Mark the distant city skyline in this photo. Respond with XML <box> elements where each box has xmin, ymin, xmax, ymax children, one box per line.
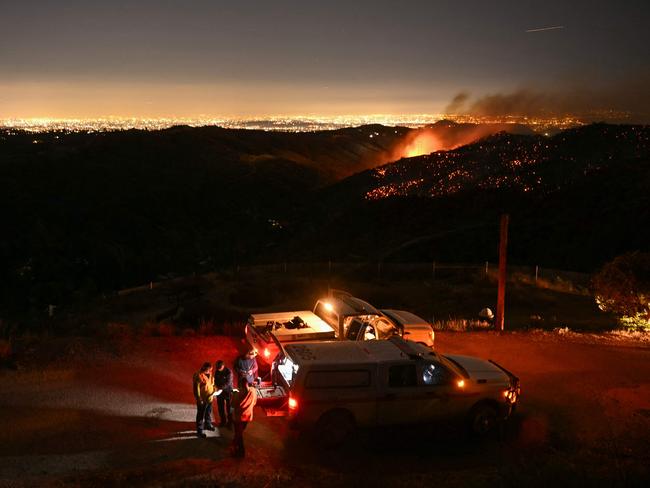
<box><xmin>2</xmin><ymin>1</ymin><xmax>649</xmax><ymax>121</ymax></box>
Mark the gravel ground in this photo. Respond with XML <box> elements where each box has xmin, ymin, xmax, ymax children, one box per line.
<box><xmin>0</xmin><ymin>331</ymin><xmax>649</xmax><ymax>487</ymax></box>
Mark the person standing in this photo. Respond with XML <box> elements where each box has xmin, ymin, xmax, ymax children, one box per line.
<box><xmin>213</xmin><ymin>359</ymin><xmax>233</xmax><ymax>427</ymax></box>
<box><xmin>234</xmin><ymin>349</ymin><xmax>259</xmax><ymax>388</ymax></box>
<box><xmin>231</xmin><ymin>380</ymin><xmax>258</xmax><ymax>458</ymax></box>
<box><xmin>192</xmin><ymin>362</ymin><xmax>216</xmax><ymax>438</ymax></box>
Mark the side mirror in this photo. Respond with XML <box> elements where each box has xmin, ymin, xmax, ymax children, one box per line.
<box><xmin>403</xmin><ymin>331</ymin><xmax>411</xmax><ymax>336</ymax></box>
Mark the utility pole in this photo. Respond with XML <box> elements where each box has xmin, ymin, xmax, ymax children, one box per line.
<box><xmin>495</xmin><ymin>214</ymin><xmax>509</xmax><ymax>331</ymax></box>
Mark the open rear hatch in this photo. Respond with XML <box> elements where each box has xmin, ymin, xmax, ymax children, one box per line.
<box><xmin>256</xmin><ymin>331</ymin><xmax>290</xmax><ymax>415</ymax></box>
<box><xmin>256</xmin><ymin>381</ymin><xmax>288</xmax><ymax>416</ymax></box>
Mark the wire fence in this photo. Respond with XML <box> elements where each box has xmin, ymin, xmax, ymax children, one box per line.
<box><xmin>231</xmin><ymin>261</ymin><xmax>591</xmax><ymax>289</ymax></box>
<box><xmin>116</xmin><ymin>261</ymin><xmax>591</xmax><ymax>297</ymax></box>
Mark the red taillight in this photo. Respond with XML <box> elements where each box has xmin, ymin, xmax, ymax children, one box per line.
<box><xmin>263</xmin><ymin>347</ymin><xmax>271</xmax><ymax>358</ymax></box>
<box><xmin>288</xmin><ymin>396</ymin><xmax>298</xmax><ymax>410</ymax></box>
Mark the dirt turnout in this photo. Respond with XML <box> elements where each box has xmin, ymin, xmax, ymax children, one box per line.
<box><xmin>0</xmin><ymin>331</ymin><xmax>649</xmax><ymax>487</ymax></box>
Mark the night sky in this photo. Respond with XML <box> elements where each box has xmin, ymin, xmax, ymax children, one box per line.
<box><xmin>1</xmin><ymin>0</ymin><xmax>649</xmax><ymax>119</ymax></box>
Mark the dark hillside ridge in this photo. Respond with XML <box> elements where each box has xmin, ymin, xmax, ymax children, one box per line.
<box><xmin>286</xmin><ymin>124</ymin><xmax>650</xmax><ymax>270</ymax></box>
<box><xmin>1</xmin><ymin>123</ymin><xmax>648</xmax><ymax>318</ymax></box>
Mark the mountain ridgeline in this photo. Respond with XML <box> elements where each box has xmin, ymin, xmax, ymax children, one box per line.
<box><xmin>1</xmin><ymin>122</ymin><xmax>648</xmax><ymax>316</ymax></box>
<box><xmin>296</xmin><ymin>124</ymin><xmax>650</xmax><ymax>269</ymax></box>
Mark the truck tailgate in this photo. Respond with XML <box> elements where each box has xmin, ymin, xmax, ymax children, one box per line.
<box><xmin>256</xmin><ymin>383</ymin><xmax>288</xmax><ymax>416</ymax></box>
<box><xmin>256</xmin><ymin>383</ymin><xmax>287</xmax><ymax>402</ymax></box>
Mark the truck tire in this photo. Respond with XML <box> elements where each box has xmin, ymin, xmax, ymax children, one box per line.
<box><xmin>316</xmin><ymin>410</ymin><xmax>355</xmax><ymax>448</ymax></box>
<box><xmin>468</xmin><ymin>402</ymin><xmax>498</xmax><ymax>436</ymax></box>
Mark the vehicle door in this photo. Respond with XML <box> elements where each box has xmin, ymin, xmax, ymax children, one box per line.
<box><xmin>346</xmin><ymin>318</ymin><xmax>365</xmax><ymax>340</ymax></box>
<box><xmin>416</xmin><ymin>360</ymin><xmax>464</xmax><ymax>422</ymax></box>
<box><xmin>376</xmin><ymin>362</ymin><xmax>431</xmax><ymax>425</ymax></box>
<box><xmin>373</xmin><ymin>316</ymin><xmax>400</xmax><ymax>340</ymax></box>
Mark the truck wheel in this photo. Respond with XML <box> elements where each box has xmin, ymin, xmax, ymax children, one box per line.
<box><xmin>468</xmin><ymin>403</ymin><xmax>498</xmax><ymax>436</ymax></box>
<box><xmin>316</xmin><ymin>410</ymin><xmax>355</xmax><ymax>448</ymax></box>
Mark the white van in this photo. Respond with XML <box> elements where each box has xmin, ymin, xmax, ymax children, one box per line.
<box><xmin>260</xmin><ymin>336</ymin><xmax>519</xmax><ymax>445</ymax></box>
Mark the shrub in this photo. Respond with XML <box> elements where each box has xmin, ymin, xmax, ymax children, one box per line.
<box><xmin>592</xmin><ymin>252</ymin><xmax>650</xmax><ymax>330</ymax></box>
<box><xmin>156</xmin><ymin>322</ymin><xmax>175</xmax><ymax>337</ymax></box>
<box><xmin>105</xmin><ymin>322</ymin><xmax>133</xmax><ymax>340</ymax></box>
<box><xmin>197</xmin><ymin>319</ymin><xmax>218</xmax><ymax>336</ymax></box>
<box><xmin>0</xmin><ymin>339</ymin><xmax>12</xmax><ymax>365</ymax></box>
<box><xmin>142</xmin><ymin>321</ymin><xmax>175</xmax><ymax>337</ymax></box>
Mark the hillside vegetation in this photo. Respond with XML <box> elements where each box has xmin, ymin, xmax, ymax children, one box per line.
<box><xmin>1</xmin><ymin>123</ymin><xmax>648</xmax><ymax>322</ymax></box>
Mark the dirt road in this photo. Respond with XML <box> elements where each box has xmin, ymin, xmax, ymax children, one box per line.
<box><xmin>0</xmin><ymin>331</ymin><xmax>648</xmax><ymax>487</ymax></box>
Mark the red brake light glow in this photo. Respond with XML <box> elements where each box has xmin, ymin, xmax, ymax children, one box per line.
<box><xmin>288</xmin><ymin>396</ymin><xmax>298</xmax><ymax>410</ymax></box>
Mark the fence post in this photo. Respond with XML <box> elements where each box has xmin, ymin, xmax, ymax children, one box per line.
<box><xmin>535</xmin><ymin>265</ymin><xmax>539</xmax><ymax>285</ymax></box>
<box><xmin>495</xmin><ymin>214</ymin><xmax>509</xmax><ymax>332</ymax></box>
<box><xmin>485</xmin><ymin>261</ymin><xmax>489</xmax><ymax>276</ymax></box>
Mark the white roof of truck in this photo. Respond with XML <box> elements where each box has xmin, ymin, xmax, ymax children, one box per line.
<box><xmin>284</xmin><ymin>337</ymin><xmax>434</xmax><ymax>365</ymax></box>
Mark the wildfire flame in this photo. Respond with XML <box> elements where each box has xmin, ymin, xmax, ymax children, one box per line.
<box><xmin>402</xmin><ymin>131</ymin><xmax>441</xmax><ymax>158</ymax></box>
<box><xmin>380</xmin><ymin>121</ymin><xmax>529</xmax><ymax>167</ymax></box>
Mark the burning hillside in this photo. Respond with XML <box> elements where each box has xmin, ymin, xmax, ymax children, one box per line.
<box><xmin>387</xmin><ymin>120</ymin><xmax>535</xmax><ymax>161</ymax></box>
<box><xmin>366</xmin><ymin>125</ymin><xmax>650</xmax><ymax>200</ymax></box>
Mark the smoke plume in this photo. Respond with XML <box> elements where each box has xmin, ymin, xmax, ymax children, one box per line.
<box><xmin>445</xmin><ymin>75</ymin><xmax>650</xmax><ymax>122</ymax></box>
<box><xmin>444</xmin><ymin>92</ymin><xmax>470</xmax><ymax>114</ymax></box>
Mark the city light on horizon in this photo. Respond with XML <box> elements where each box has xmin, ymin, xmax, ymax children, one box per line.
<box><xmin>2</xmin><ymin>2</ymin><xmax>649</xmax><ymax>125</ymax></box>
<box><xmin>0</xmin><ymin>113</ymin><xmax>596</xmax><ymax>134</ymax></box>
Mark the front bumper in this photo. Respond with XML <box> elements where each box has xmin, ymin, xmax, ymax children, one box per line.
<box><xmin>488</xmin><ymin>359</ymin><xmax>521</xmax><ymax>417</ymax></box>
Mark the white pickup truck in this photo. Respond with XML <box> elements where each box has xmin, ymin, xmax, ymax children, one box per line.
<box><xmin>261</xmin><ymin>336</ymin><xmax>520</xmax><ymax>445</ymax></box>
<box><xmin>245</xmin><ymin>292</ymin><xmax>435</xmax><ymax>363</ymax></box>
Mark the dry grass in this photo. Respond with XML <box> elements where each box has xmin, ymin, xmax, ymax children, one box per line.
<box><xmin>104</xmin><ymin>322</ymin><xmax>133</xmax><ymax>339</ymax></box>
<box><xmin>432</xmin><ymin>318</ymin><xmax>490</xmax><ymax>332</ymax></box>
<box><xmin>0</xmin><ymin>338</ymin><xmax>12</xmax><ymax>365</ymax></box>
<box><xmin>141</xmin><ymin>321</ymin><xmax>176</xmax><ymax>337</ymax></box>
<box><xmin>197</xmin><ymin>319</ymin><xmax>218</xmax><ymax>336</ymax></box>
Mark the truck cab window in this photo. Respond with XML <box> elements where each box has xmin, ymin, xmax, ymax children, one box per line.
<box><xmin>421</xmin><ymin>362</ymin><xmax>451</xmax><ymax>386</ymax></box>
<box><xmin>363</xmin><ymin>325</ymin><xmax>376</xmax><ymax>341</ymax></box>
<box><xmin>374</xmin><ymin>318</ymin><xmax>398</xmax><ymax>340</ymax></box>
<box><xmin>347</xmin><ymin>319</ymin><xmax>364</xmax><ymax>340</ymax></box>
<box><xmin>388</xmin><ymin>364</ymin><xmax>417</xmax><ymax>387</ymax></box>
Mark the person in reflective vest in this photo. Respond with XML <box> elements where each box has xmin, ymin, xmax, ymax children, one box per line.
<box><xmin>192</xmin><ymin>362</ymin><xmax>215</xmax><ymax>437</ymax></box>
